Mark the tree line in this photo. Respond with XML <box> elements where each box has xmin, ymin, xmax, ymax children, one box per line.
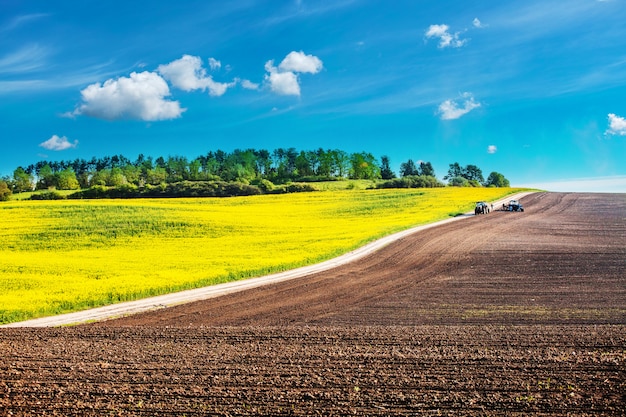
<box><xmin>1</xmin><ymin>147</ymin><xmax>510</xmax><ymax>200</ymax></box>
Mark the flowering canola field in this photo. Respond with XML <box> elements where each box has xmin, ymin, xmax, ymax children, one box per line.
<box><xmin>0</xmin><ymin>187</ymin><xmax>518</xmax><ymax>324</ymax></box>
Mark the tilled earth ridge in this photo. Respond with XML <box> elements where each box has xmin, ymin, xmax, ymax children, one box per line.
<box><xmin>1</xmin><ymin>192</ymin><xmax>625</xmax><ymax>416</ymax></box>
<box><xmin>1</xmin><ymin>326</ymin><xmax>624</xmax><ymax>416</ymax></box>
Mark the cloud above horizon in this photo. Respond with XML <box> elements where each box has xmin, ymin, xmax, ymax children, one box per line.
<box><xmin>606</xmin><ymin>113</ymin><xmax>626</xmax><ymax>136</ymax></box>
<box><xmin>278</xmin><ymin>51</ymin><xmax>323</xmax><ymax>74</ymax></box>
<box><xmin>67</xmin><ymin>51</ymin><xmax>321</xmax><ymax>121</ymax></box>
<box><xmin>157</xmin><ymin>55</ymin><xmax>234</xmax><ymax>97</ymax></box>
<box><xmin>472</xmin><ymin>18</ymin><xmax>486</xmax><ymax>28</ymax></box>
<box><xmin>438</xmin><ymin>92</ymin><xmax>481</xmax><ymax>120</ymax></box>
<box><xmin>208</xmin><ymin>57</ymin><xmax>221</xmax><ymax>70</ymax></box>
<box><xmin>240</xmin><ymin>79</ymin><xmax>260</xmax><ymax>90</ymax></box>
<box><xmin>72</xmin><ymin>71</ymin><xmax>185</xmax><ymax>121</ymax></box>
<box><xmin>39</xmin><ymin>135</ymin><xmax>78</xmax><ymax>151</ymax></box>
<box><xmin>487</xmin><ymin>145</ymin><xmax>497</xmax><ymax>154</ymax></box>
<box><xmin>425</xmin><ymin>24</ymin><xmax>467</xmax><ymax>48</ymax></box>
<box><xmin>265</xmin><ymin>51</ymin><xmax>323</xmax><ymax>96</ymax></box>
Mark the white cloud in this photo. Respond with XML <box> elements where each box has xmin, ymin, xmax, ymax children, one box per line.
<box><xmin>472</xmin><ymin>18</ymin><xmax>486</xmax><ymax>28</ymax></box>
<box><xmin>438</xmin><ymin>92</ymin><xmax>481</xmax><ymax>120</ymax></box>
<box><xmin>240</xmin><ymin>79</ymin><xmax>260</xmax><ymax>90</ymax></box>
<box><xmin>487</xmin><ymin>145</ymin><xmax>497</xmax><ymax>154</ymax></box>
<box><xmin>157</xmin><ymin>54</ymin><xmax>233</xmax><ymax>96</ymax></box>
<box><xmin>208</xmin><ymin>57</ymin><xmax>221</xmax><ymax>70</ymax></box>
<box><xmin>264</xmin><ymin>51</ymin><xmax>323</xmax><ymax>96</ymax></box>
<box><xmin>73</xmin><ymin>71</ymin><xmax>185</xmax><ymax>121</ymax></box>
<box><xmin>278</xmin><ymin>51</ymin><xmax>323</xmax><ymax>74</ymax></box>
<box><xmin>39</xmin><ymin>135</ymin><xmax>78</xmax><ymax>151</ymax></box>
<box><xmin>264</xmin><ymin>61</ymin><xmax>300</xmax><ymax>96</ymax></box>
<box><xmin>425</xmin><ymin>24</ymin><xmax>467</xmax><ymax>48</ymax></box>
<box><xmin>606</xmin><ymin>113</ymin><xmax>626</xmax><ymax>136</ymax></box>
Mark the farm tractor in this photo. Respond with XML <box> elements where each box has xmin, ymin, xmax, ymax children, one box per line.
<box><xmin>475</xmin><ymin>201</ymin><xmax>490</xmax><ymax>215</ymax></box>
<box><xmin>502</xmin><ymin>199</ymin><xmax>524</xmax><ymax>212</ymax></box>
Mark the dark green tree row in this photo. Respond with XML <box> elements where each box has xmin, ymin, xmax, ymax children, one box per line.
<box><xmin>444</xmin><ymin>163</ymin><xmax>510</xmax><ymax>188</ymax></box>
<box><xmin>1</xmin><ymin>148</ymin><xmax>510</xmax><ymax>199</ymax></box>
<box><xmin>9</xmin><ymin>148</ymin><xmax>384</xmax><ymax>192</ymax></box>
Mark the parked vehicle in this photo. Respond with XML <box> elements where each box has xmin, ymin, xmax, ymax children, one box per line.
<box><xmin>502</xmin><ymin>199</ymin><xmax>524</xmax><ymax>212</ymax></box>
<box><xmin>475</xmin><ymin>201</ymin><xmax>490</xmax><ymax>215</ymax></box>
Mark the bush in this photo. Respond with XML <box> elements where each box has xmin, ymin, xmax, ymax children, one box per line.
<box><xmin>30</xmin><ymin>191</ymin><xmax>65</xmax><ymax>200</ymax></box>
<box><xmin>252</xmin><ymin>179</ymin><xmax>275</xmax><ymax>193</ymax></box>
<box><xmin>448</xmin><ymin>176</ymin><xmax>469</xmax><ymax>187</ymax></box>
<box><xmin>68</xmin><ymin>185</ymin><xmax>110</xmax><ymax>199</ymax></box>
<box><xmin>69</xmin><ymin>181</ymin><xmax>268</xmax><ymax>199</ymax></box>
<box><xmin>377</xmin><ymin>175</ymin><xmax>445</xmax><ymax>189</ymax></box>
<box><xmin>297</xmin><ymin>176</ymin><xmax>339</xmax><ymax>183</ymax></box>
<box><xmin>108</xmin><ymin>183</ymin><xmax>140</xmax><ymax>198</ymax></box>
<box><xmin>141</xmin><ymin>181</ymin><xmax>262</xmax><ymax>198</ymax></box>
<box><xmin>277</xmin><ymin>183</ymin><xmax>319</xmax><ymax>193</ymax></box>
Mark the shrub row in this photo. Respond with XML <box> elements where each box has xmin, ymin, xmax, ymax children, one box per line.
<box><xmin>376</xmin><ymin>175</ymin><xmax>445</xmax><ymax>189</ymax></box>
<box><xmin>61</xmin><ymin>180</ymin><xmax>318</xmax><ymax>200</ymax></box>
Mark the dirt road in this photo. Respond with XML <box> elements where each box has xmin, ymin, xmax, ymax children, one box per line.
<box><xmin>1</xmin><ymin>192</ymin><xmax>624</xmax><ymax>416</ymax></box>
<box><xmin>102</xmin><ymin>192</ymin><xmax>626</xmax><ymax>327</ymax></box>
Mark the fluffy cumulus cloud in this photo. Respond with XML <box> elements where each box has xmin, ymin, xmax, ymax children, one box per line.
<box><xmin>438</xmin><ymin>92</ymin><xmax>481</xmax><ymax>120</ymax></box>
<box><xmin>39</xmin><ymin>135</ymin><xmax>78</xmax><ymax>151</ymax></box>
<box><xmin>425</xmin><ymin>24</ymin><xmax>467</xmax><ymax>48</ymax></box>
<box><xmin>264</xmin><ymin>61</ymin><xmax>301</xmax><ymax>96</ymax></box>
<box><xmin>264</xmin><ymin>51</ymin><xmax>323</xmax><ymax>96</ymax></box>
<box><xmin>278</xmin><ymin>51</ymin><xmax>323</xmax><ymax>74</ymax></box>
<box><xmin>606</xmin><ymin>113</ymin><xmax>626</xmax><ymax>136</ymax></box>
<box><xmin>487</xmin><ymin>145</ymin><xmax>497</xmax><ymax>154</ymax></box>
<box><xmin>157</xmin><ymin>55</ymin><xmax>233</xmax><ymax>97</ymax></box>
<box><xmin>72</xmin><ymin>71</ymin><xmax>184</xmax><ymax>121</ymax></box>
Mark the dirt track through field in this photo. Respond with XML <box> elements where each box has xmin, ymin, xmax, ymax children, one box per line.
<box><xmin>102</xmin><ymin>192</ymin><xmax>626</xmax><ymax>327</ymax></box>
<box><xmin>1</xmin><ymin>192</ymin><xmax>625</xmax><ymax>416</ymax></box>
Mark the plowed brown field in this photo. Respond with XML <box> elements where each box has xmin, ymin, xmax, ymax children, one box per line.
<box><xmin>1</xmin><ymin>192</ymin><xmax>625</xmax><ymax>416</ymax></box>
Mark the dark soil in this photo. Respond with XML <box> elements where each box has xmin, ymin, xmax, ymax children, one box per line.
<box><xmin>1</xmin><ymin>192</ymin><xmax>625</xmax><ymax>416</ymax></box>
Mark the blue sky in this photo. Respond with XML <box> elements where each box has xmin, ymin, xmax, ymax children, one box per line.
<box><xmin>1</xmin><ymin>0</ymin><xmax>625</xmax><ymax>191</ymax></box>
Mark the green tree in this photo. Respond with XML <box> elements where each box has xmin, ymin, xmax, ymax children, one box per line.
<box><xmin>349</xmin><ymin>152</ymin><xmax>380</xmax><ymax>180</ymax></box>
<box><xmin>399</xmin><ymin>159</ymin><xmax>419</xmax><ymax>177</ymax></box>
<box><xmin>13</xmin><ymin>167</ymin><xmax>33</xmax><ymax>192</ymax></box>
<box><xmin>166</xmin><ymin>156</ymin><xmax>189</xmax><ymax>182</ymax></box>
<box><xmin>463</xmin><ymin>164</ymin><xmax>484</xmax><ymax>183</ymax></box>
<box><xmin>90</xmin><ymin>169</ymin><xmax>110</xmax><ymax>186</ymax></box>
<box><xmin>0</xmin><ymin>180</ymin><xmax>12</xmax><ymax>201</ymax></box>
<box><xmin>254</xmin><ymin>149</ymin><xmax>272</xmax><ymax>177</ymax></box>
<box><xmin>146</xmin><ymin>167</ymin><xmax>167</xmax><ymax>185</ymax></box>
<box><xmin>379</xmin><ymin>155</ymin><xmax>395</xmax><ymax>180</ymax></box>
<box><xmin>444</xmin><ymin>162</ymin><xmax>463</xmax><ymax>181</ymax></box>
<box><xmin>108</xmin><ymin>167</ymin><xmax>127</xmax><ymax>186</ymax></box>
<box><xmin>418</xmin><ymin>161</ymin><xmax>435</xmax><ymax>177</ymax></box>
<box><xmin>122</xmin><ymin>164</ymin><xmax>141</xmax><ymax>185</ymax></box>
<box><xmin>77</xmin><ymin>170</ymin><xmax>91</xmax><ymax>189</ymax></box>
<box><xmin>36</xmin><ymin>164</ymin><xmax>56</xmax><ymax>189</ymax></box>
<box><xmin>56</xmin><ymin>168</ymin><xmax>80</xmax><ymax>190</ymax></box>
<box><xmin>223</xmin><ymin>150</ymin><xmax>256</xmax><ymax>182</ymax></box>
<box><xmin>331</xmin><ymin>149</ymin><xmax>350</xmax><ymax>178</ymax></box>
<box><xmin>317</xmin><ymin>148</ymin><xmax>334</xmax><ymax>177</ymax></box>
<box><xmin>485</xmin><ymin>171</ymin><xmax>510</xmax><ymax>187</ymax></box>
<box><xmin>188</xmin><ymin>159</ymin><xmax>203</xmax><ymax>180</ymax></box>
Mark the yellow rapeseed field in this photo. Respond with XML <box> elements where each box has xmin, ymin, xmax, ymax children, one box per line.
<box><xmin>0</xmin><ymin>187</ymin><xmax>519</xmax><ymax>323</ymax></box>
